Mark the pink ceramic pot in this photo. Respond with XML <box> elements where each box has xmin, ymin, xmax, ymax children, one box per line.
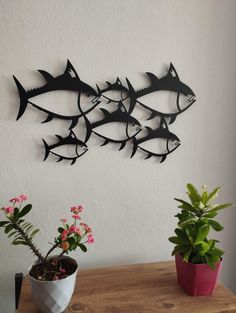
<box><xmin>175</xmin><ymin>254</ymin><xmax>222</xmax><ymax>296</ymax></box>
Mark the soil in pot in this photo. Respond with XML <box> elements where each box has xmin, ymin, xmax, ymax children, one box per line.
<box><xmin>29</xmin><ymin>256</ymin><xmax>77</xmax><ymax>281</ymax></box>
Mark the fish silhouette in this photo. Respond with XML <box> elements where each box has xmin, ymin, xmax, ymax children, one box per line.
<box><xmin>97</xmin><ymin>78</ymin><xmax>129</xmax><ymax>103</ymax></box>
<box><xmin>128</xmin><ymin>63</ymin><xmax>196</xmax><ymax>123</ymax></box>
<box><xmin>13</xmin><ymin>60</ymin><xmax>100</xmax><ymax>128</ymax></box>
<box><xmin>82</xmin><ymin>103</ymin><xmax>142</xmax><ymax>150</ymax></box>
<box><xmin>131</xmin><ymin>122</ymin><xmax>180</xmax><ymax>162</ymax></box>
<box><xmin>42</xmin><ymin>130</ymin><xmax>88</xmax><ymax>165</ymax></box>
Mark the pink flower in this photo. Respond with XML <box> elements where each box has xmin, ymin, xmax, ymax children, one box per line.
<box><xmin>9</xmin><ymin>197</ymin><xmax>20</xmax><ymax>203</ymax></box>
<box><xmin>61</xmin><ymin>230</ymin><xmax>69</xmax><ymax>241</ymax></box>
<box><xmin>60</xmin><ymin>219</ymin><xmax>67</xmax><ymax>224</ymax></box>
<box><xmin>80</xmin><ymin>223</ymin><xmax>92</xmax><ymax>233</ymax></box>
<box><xmin>72</xmin><ymin>214</ymin><xmax>81</xmax><ymax>220</ymax></box>
<box><xmin>69</xmin><ymin>225</ymin><xmax>76</xmax><ymax>233</ymax></box>
<box><xmin>4</xmin><ymin>206</ymin><xmax>15</xmax><ymax>214</ymax></box>
<box><xmin>74</xmin><ymin>227</ymin><xmax>82</xmax><ymax>236</ymax></box>
<box><xmin>70</xmin><ymin>205</ymin><xmax>84</xmax><ymax>214</ymax></box>
<box><xmin>87</xmin><ymin>234</ymin><xmax>94</xmax><ymax>244</ymax></box>
<box><xmin>19</xmin><ymin>195</ymin><xmax>27</xmax><ymax>201</ymax></box>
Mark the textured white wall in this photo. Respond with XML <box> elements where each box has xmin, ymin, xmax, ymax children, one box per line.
<box><xmin>1</xmin><ymin>0</ymin><xmax>236</xmax><ymax>312</ymax></box>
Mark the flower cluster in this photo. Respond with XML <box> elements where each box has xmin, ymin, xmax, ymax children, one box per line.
<box><xmin>2</xmin><ymin>194</ymin><xmax>28</xmax><ymax>216</ymax></box>
<box><xmin>56</xmin><ymin>205</ymin><xmax>94</xmax><ymax>253</ymax></box>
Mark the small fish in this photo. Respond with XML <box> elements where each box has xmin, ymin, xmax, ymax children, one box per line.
<box><xmin>97</xmin><ymin>78</ymin><xmax>129</xmax><ymax>104</ymax></box>
<box><xmin>131</xmin><ymin>123</ymin><xmax>180</xmax><ymax>162</ymax></box>
<box><xmin>129</xmin><ymin>63</ymin><xmax>196</xmax><ymax>123</ymax></box>
<box><xmin>42</xmin><ymin>130</ymin><xmax>88</xmax><ymax>165</ymax></box>
<box><xmin>83</xmin><ymin>103</ymin><xmax>142</xmax><ymax>150</ymax></box>
<box><xmin>13</xmin><ymin>60</ymin><xmax>100</xmax><ymax>128</ymax></box>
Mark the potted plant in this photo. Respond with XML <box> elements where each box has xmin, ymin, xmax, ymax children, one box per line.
<box><xmin>168</xmin><ymin>183</ymin><xmax>233</xmax><ymax>296</ymax></box>
<box><xmin>0</xmin><ymin>195</ymin><xmax>94</xmax><ymax>313</ymax></box>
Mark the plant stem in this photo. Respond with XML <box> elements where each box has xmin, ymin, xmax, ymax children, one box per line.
<box><xmin>14</xmin><ymin>223</ymin><xmax>45</xmax><ymax>263</ymax></box>
<box><xmin>44</xmin><ymin>243</ymin><xmax>59</xmax><ymax>262</ymax></box>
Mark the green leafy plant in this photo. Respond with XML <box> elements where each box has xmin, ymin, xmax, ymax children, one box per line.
<box><xmin>0</xmin><ymin>195</ymin><xmax>94</xmax><ymax>280</ymax></box>
<box><xmin>168</xmin><ymin>184</ymin><xmax>233</xmax><ymax>269</ymax></box>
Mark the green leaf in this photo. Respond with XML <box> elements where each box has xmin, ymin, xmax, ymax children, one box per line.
<box><xmin>12</xmin><ymin>240</ymin><xmax>27</xmax><ymax>245</ymax></box>
<box><xmin>174</xmin><ymin>199</ymin><xmax>195</xmax><ymax>212</ymax></box>
<box><xmin>171</xmin><ymin>245</ymin><xmax>187</xmax><ymax>256</ymax></box>
<box><xmin>18</xmin><ymin>204</ymin><xmax>32</xmax><ymax>218</ymax></box>
<box><xmin>79</xmin><ymin>243</ymin><xmax>87</xmax><ymax>252</ymax></box>
<box><xmin>168</xmin><ymin>236</ymin><xmax>186</xmax><ymax>245</ymax></box>
<box><xmin>13</xmin><ymin>207</ymin><xmax>19</xmax><ymax>221</ymax></box>
<box><xmin>194</xmin><ymin>225</ymin><xmax>210</xmax><ymax>244</ymax></box>
<box><xmin>208</xmin><ymin>247</ymin><xmax>224</xmax><ymax>256</ymax></box>
<box><xmin>58</xmin><ymin>227</ymin><xmax>64</xmax><ymax>234</ymax></box>
<box><xmin>0</xmin><ymin>221</ymin><xmax>9</xmax><ymax>227</ymax></box>
<box><xmin>4</xmin><ymin>224</ymin><xmax>14</xmax><ymax>234</ymax></box>
<box><xmin>174</xmin><ymin>228</ymin><xmax>189</xmax><ymax>242</ymax></box>
<box><xmin>8</xmin><ymin>230</ymin><xmax>19</xmax><ymax>238</ymax></box>
<box><xmin>30</xmin><ymin>229</ymin><xmax>39</xmax><ymax>238</ymax></box>
<box><xmin>209</xmin><ymin>203</ymin><xmax>233</xmax><ymax>212</ymax></box>
<box><xmin>196</xmin><ymin>241</ymin><xmax>210</xmax><ymax>255</ymax></box>
<box><xmin>206</xmin><ymin>187</ymin><xmax>221</xmax><ymax>204</ymax></box>
<box><xmin>202</xmin><ymin>211</ymin><xmax>218</xmax><ymax>218</ymax></box>
<box><xmin>205</xmin><ymin>255</ymin><xmax>216</xmax><ymax>270</ymax></box>
<box><xmin>183</xmin><ymin>247</ymin><xmax>192</xmax><ymax>262</ymax></box>
<box><xmin>178</xmin><ymin>217</ymin><xmax>196</xmax><ymax>228</ymax></box>
<box><xmin>208</xmin><ymin>220</ymin><xmax>224</xmax><ymax>231</ymax></box>
<box><xmin>187</xmin><ymin>183</ymin><xmax>201</xmax><ymax>203</ymax></box>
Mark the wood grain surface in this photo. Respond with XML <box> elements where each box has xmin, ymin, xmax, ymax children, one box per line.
<box><xmin>17</xmin><ymin>261</ymin><xmax>236</xmax><ymax>313</ymax></box>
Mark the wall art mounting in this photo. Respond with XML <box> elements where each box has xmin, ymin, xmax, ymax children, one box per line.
<box><xmin>13</xmin><ymin>60</ymin><xmax>195</xmax><ymax>165</ymax></box>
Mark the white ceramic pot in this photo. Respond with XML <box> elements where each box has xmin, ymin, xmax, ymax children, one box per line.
<box><xmin>28</xmin><ymin>256</ymin><xmax>78</xmax><ymax>313</ymax></box>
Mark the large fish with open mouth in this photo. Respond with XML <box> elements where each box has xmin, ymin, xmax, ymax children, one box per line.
<box><xmin>131</xmin><ymin>121</ymin><xmax>180</xmax><ymax>162</ymax></box>
<box><xmin>13</xmin><ymin>60</ymin><xmax>100</xmax><ymax>129</ymax></box>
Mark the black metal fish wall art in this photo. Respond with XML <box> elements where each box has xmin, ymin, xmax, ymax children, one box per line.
<box><xmin>13</xmin><ymin>60</ymin><xmax>195</xmax><ymax>165</ymax></box>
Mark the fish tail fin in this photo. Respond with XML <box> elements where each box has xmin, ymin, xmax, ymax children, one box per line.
<box><xmin>42</xmin><ymin>139</ymin><xmax>50</xmax><ymax>161</ymax></box>
<box><xmin>13</xmin><ymin>76</ymin><xmax>28</xmax><ymax>120</ymax></box>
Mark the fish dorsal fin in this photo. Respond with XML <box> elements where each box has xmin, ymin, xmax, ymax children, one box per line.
<box><xmin>64</xmin><ymin>60</ymin><xmax>80</xmax><ymax>79</ymax></box>
<box><xmin>116</xmin><ymin>77</ymin><xmax>122</xmax><ymax>85</ymax></box>
<box><xmin>145</xmin><ymin>72</ymin><xmax>159</xmax><ymax>84</ymax></box>
<box><xmin>100</xmin><ymin>108</ymin><xmax>110</xmax><ymax>117</ymax></box>
<box><xmin>37</xmin><ymin>70</ymin><xmax>54</xmax><ymax>81</ymax></box>
<box><xmin>167</xmin><ymin>63</ymin><xmax>179</xmax><ymax>80</ymax></box>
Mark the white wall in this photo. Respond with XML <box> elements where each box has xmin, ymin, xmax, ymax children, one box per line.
<box><xmin>1</xmin><ymin>1</ymin><xmax>236</xmax><ymax>312</ymax></box>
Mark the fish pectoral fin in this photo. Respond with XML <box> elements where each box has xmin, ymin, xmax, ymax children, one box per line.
<box><xmin>37</xmin><ymin>70</ymin><xmax>54</xmax><ymax>81</ymax></box>
<box><xmin>71</xmin><ymin>158</ymin><xmax>77</xmax><ymax>165</ymax></box>
<box><xmin>146</xmin><ymin>111</ymin><xmax>157</xmax><ymax>121</ymax></box>
<box><xmin>56</xmin><ymin>156</ymin><xmax>63</xmax><ymax>163</ymax></box>
<box><xmin>42</xmin><ymin>114</ymin><xmax>54</xmax><ymax>123</ymax></box>
<box><xmin>160</xmin><ymin>155</ymin><xmax>167</xmax><ymax>163</ymax></box>
<box><xmin>119</xmin><ymin>141</ymin><xmax>126</xmax><ymax>151</ymax></box>
<box><xmin>145</xmin><ymin>153</ymin><xmax>152</xmax><ymax>160</ymax></box>
<box><xmin>169</xmin><ymin>115</ymin><xmax>177</xmax><ymax>124</ymax></box>
<box><xmin>101</xmin><ymin>139</ymin><xmax>109</xmax><ymax>146</ymax></box>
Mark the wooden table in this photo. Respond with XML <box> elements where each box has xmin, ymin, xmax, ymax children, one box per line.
<box><xmin>17</xmin><ymin>261</ymin><xmax>236</xmax><ymax>313</ymax></box>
